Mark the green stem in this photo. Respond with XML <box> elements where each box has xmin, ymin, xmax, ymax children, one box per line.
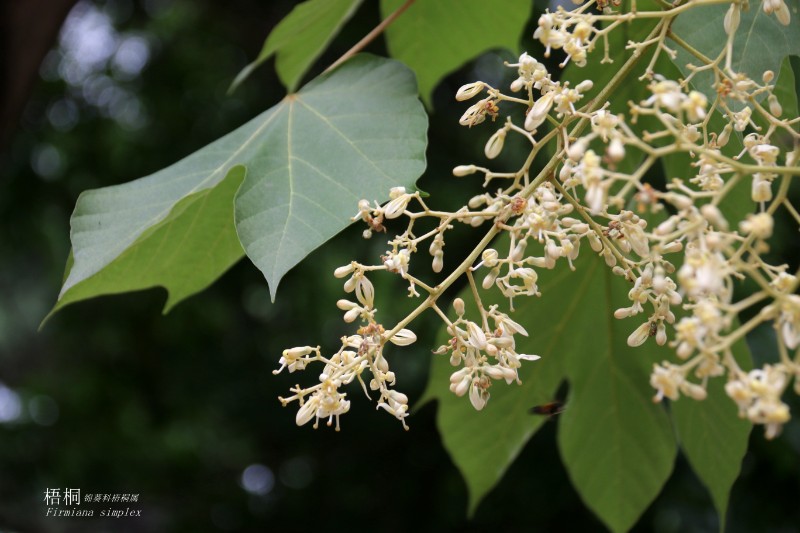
<box><xmin>325</xmin><ymin>0</ymin><xmax>415</xmax><ymax>73</ymax></box>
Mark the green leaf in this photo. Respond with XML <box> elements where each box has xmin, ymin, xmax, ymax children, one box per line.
<box><xmin>670</xmin><ymin>0</ymin><xmax>800</xmax><ymax>103</ymax></box>
<box><xmin>670</xmin><ymin>339</ymin><xmax>752</xmax><ymax>530</ymax></box>
<box><xmin>380</xmin><ymin>0</ymin><xmax>532</xmax><ymax>106</ymax></box>
<box><xmin>56</xmin><ymin>55</ymin><xmax>427</xmax><ymax>314</ymax></box>
<box><xmin>557</xmin><ymin>257</ymin><xmax>677</xmax><ymax>533</ymax></box>
<box><xmin>46</xmin><ymin>168</ymin><xmax>245</xmax><ymax>322</ymax></box>
<box><xmin>230</xmin><ymin>0</ymin><xmax>364</xmax><ymax>93</ymax></box>
<box><xmin>422</xmin><ymin>241</ymin><xmax>676</xmax><ymax>525</ymax></box>
<box><xmin>234</xmin><ymin>55</ymin><xmax>427</xmax><ymax>300</ymax></box>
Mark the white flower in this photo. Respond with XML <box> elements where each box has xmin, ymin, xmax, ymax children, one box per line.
<box><xmin>778</xmin><ymin>295</ymin><xmax>800</xmax><ymax>349</ymax></box>
<box><xmin>645</xmin><ymin>79</ymin><xmax>684</xmax><ymax>112</ymax></box>
<box><xmin>384</xmin><ymin>191</ymin><xmax>412</xmax><ymax>219</ymax></box>
<box><xmin>681</xmin><ymin>91</ymin><xmax>707</xmax><ymax>122</ymax></box>
<box><xmin>627</xmin><ymin>321</ymin><xmax>652</xmax><ymax>347</ymax></box>
<box><xmin>468</xmin><ymin>377</ymin><xmax>490</xmax><ymax>410</ymax></box>
<box><xmin>739</xmin><ymin>212</ymin><xmax>774</xmax><ymax>239</ymax></box>
<box><xmin>296</xmin><ymin>379</ymin><xmax>351</xmax><ymax>431</ymax></box>
<box><xmin>355</xmin><ymin>275</ymin><xmax>374</xmax><ymax>308</ymax></box>
<box><xmin>525</xmin><ymin>92</ymin><xmax>555</xmax><ymax>131</ymax></box>
<box><xmin>456</xmin><ymin>81</ymin><xmax>485</xmax><ymax>101</ymax></box>
<box><xmin>384</xmin><ymin>248</ymin><xmax>411</xmax><ymax>276</ymax></box>
<box><xmin>485</xmin><ymin>128</ymin><xmax>507</xmax><ymax>159</ymax></box>
<box><xmin>275</xmin><ymin>345</ymin><xmax>317</xmax><ymax>374</ymax></box>
<box><xmin>388</xmin><ymin>328</ymin><xmax>417</xmax><ymax>346</ymax></box>
<box><xmin>650</xmin><ymin>363</ymin><xmax>683</xmax><ymax>401</ymax></box>
<box><xmin>763</xmin><ymin>0</ymin><xmax>791</xmax><ymax>25</ymax></box>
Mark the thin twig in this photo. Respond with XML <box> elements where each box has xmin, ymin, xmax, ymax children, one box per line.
<box><xmin>325</xmin><ymin>0</ymin><xmax>415</xmax><ymax>74</ymax></box>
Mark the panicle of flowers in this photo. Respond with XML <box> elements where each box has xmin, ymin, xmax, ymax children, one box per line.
<box><xmin>435</xmin><ymin>298</ymin><xmax>540</xmax><ymax>410</ymax></box>
<box><xmin>275</xmin><ymin>256</ymin><xmax>415</xmax><ymax>430</ymax></box>
<box><xmin>276</xmin><ymin>0</ymin><xmax>800</xmax><ymax>437</ymax></box>
<box><xmin>448</xmin><ymin>0</ymin><xmax>800</xmax><ymax>439</ymax></box>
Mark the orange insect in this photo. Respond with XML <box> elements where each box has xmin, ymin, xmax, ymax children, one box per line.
<box><xmin>530</xmin><ymin>401</ymin><xmax>565</xmax><ymax>416</ymax></box>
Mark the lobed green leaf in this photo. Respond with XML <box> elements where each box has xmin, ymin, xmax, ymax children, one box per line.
<box><xmin>556</xmin><ymin>257</ymin><xmax>677</xmax><ymax>533</ymax></box>
<box><xmin>53</xmin><ymin>55</ymin><xmax>427</xmax><ymax>316</ymax></box>
<box><xmin>670</xmin><ymin>339</ymin><xmax>752</xmax><ymax>530</ymax></box>
<box><xmin>46</xmin><ymin>168</ymin><xmax>245</xmax><ymax>323</ymax></box>
<box><xmin>423</xmin><ymin>242</ymin><xmax>678</xmax><ymax>528</ymax></box>
<box><xmin>381</xmin><ymin>0</ymin><xmax>532</xmax><ymax>107</ymax></box>
<box><xmin>230</xmin><ymin>0</ymin><xmax>364</xmax><ymax>93</ymax></box>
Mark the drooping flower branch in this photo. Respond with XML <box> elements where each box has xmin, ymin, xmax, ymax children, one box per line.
<box><xmin>276</xmin><ymin>0</ymin><xmax>800</xmax><ymax>438</ymax></box>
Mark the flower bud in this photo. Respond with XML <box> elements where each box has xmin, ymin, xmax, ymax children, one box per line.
<box><xmin>700</xmin><ymin>204</ymin><xmax>729</xmax><ymax>231</ymax></box>
<box><xmin>655</xmin><ymin>323</ymin><xmax>667</xmax><ymax>346</ymax></box>
<box><xmin>665</xmin><ymin>193</ymin><xmax>692</xmax><ymax>210</ymax></box>
<box><xmin>607</xmin><ymin>138</ymin><xmax>625</xmax><ymax>162</ymax></box>
<box><xmin>449</xmin><ymin>367</ymin><xmax>469</xmax><ymax>384</ymax></box>
<box><xmin>614</xmin><ymin>307</ymin><xmax>634</xmax><ymax>319</ymax></box>
<box><xmin>602</xmin><ymin>249</ymin><xmax>617</xmax><ymax>267</ymax></box>
<box><xmin>452</xmin><ymin>376</ymin><xmax>470</xmax><ymax>397</ymax></box>
<box><xmin>482</xmin><ymin>267</ymin><xmax>500</xmax><ymax>289</ymax></box>
<box><xmin>575</xmin><ymin>79</ymin><xmax>594</xmax><ymax>93</ymax></box>
<box><xmin>432</xmin><ymin>250</ymin><xmax>444</xmax><ymax>273</ymax></box>
<box><xmin>724</xmin><ymin>4</ymin><xmax>740</xmax><ymax>34</ymax></box>
<box><xmin>588</xmin><ymin>232</ymin><xmax>603</xmax><ymax>252</ymax></box>
<box><xmin>387</xmin><ymin>390</ymin><xmax>409</xmax><ymax>405</ymax></box>
<box><xmin>775</xmin><ymin>2</ymin><xmax>790</xmax><ymax>25</ymax></box>
<box><xmin>389</xmin><ymin>329</ymin><xmax>417</xmax><ymax>346</ymax></box>
<box><xmin>485</xmin><ymin>128</ymin><xmax>507</xmax><ymax>159</ymax></box>
<box><xmin>560</xmin><ymin>161</ymin><xmax>573</xmax><ymax>182</ymax></box>
<box><xmin>524</xmin><ymin>92</ymin><xmax>554</xmax><ymax>131</ymax></box>
<box><xmin>768</xmin><ymin>94</ymin><xmax>782</xmax><ymax>117</ymax></box>
<box><xmin>511</xmin><ymin>240</ymin><xmax>528</xmax><ymax>262</ymax></box>
<box><xmin>453</xmin><ymin>297</ymin><xmax>465</xmax><ymax>316</ymax></box>
<box><xmin>567</xmin><ymin>139</ymin><xmax>587</xmax><ymax>161</ymax></box>
<box><xmin>482</xmin><ymin>248</ymin><xmax>500</xmax><ymax>267</ymax></box>
<box><xmin>483</xmin><ymin>365</ymin><xmax>506</xmax><ymax>380</ymax></box>
<box><xmin>283</xmin><ymin>346</ymin><xmax>315</xmax><ymax>358</ymax></box>
<box><xmin>456</xmin><ymin>81</ymin><xmax>485</xmax><ymax>101</ymax></box>
<box><xmin>453</xmin><ymin>164</ymin><xmax>477</xmax><ymax>177</ymax></box>
<box><xmin>716</xmin><ymin>124</ymin><xmax>732</xmax><ymax>147</ymax></box>
<box><xmin>343</xmin><ymin>308</ymin><xmax>360</xmax><ymax>323</ymax></box>
<box><xmin>334</xmin><ymin>264</ymin><xmax>355</xmax><ymax>278</ymax></box>
<box><xmin>683</xmin><ymin>382</ymin><xmax>707</xmax><ymax>400</ymax></box>
<box><xmin>337</xmin><ymin>299</ymin><xmax>359</xmax><ymax>311</ymax></box>
<box><xmin>571</xmin><ymin>223</ymin><xmax>590</xmax><ymax>234</ymax></box>
<box><xmin>751</xmin><ymin>175</ymin><xmax>773</xmax><ymax>203</ymax></box>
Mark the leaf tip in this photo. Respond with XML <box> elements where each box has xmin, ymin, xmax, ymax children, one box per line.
<box><xmin>228</xmin><ymin>63</ymin><xmax>255</xmax><ymax>95</ymax></box>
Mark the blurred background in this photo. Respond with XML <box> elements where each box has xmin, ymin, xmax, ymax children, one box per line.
<box><xmin>1</xmin><ymin>0</ymin><xmax>799</xmax><ymax>531</ymax></box>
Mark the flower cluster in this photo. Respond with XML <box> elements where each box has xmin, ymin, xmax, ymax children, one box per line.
<box><xmin>435</xmin><ymin>298</ymin><xmax>540</xmax><ymax>410</ymax></box>
<box><xmin>276</xmin><ymin>0</ymin><xmax>800</xmax><ymax>438</ymax></box>
<box><xmin>275</xmin><ymin>262</ymin><xmax>415</xmax><ymax>430</ymax></box>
